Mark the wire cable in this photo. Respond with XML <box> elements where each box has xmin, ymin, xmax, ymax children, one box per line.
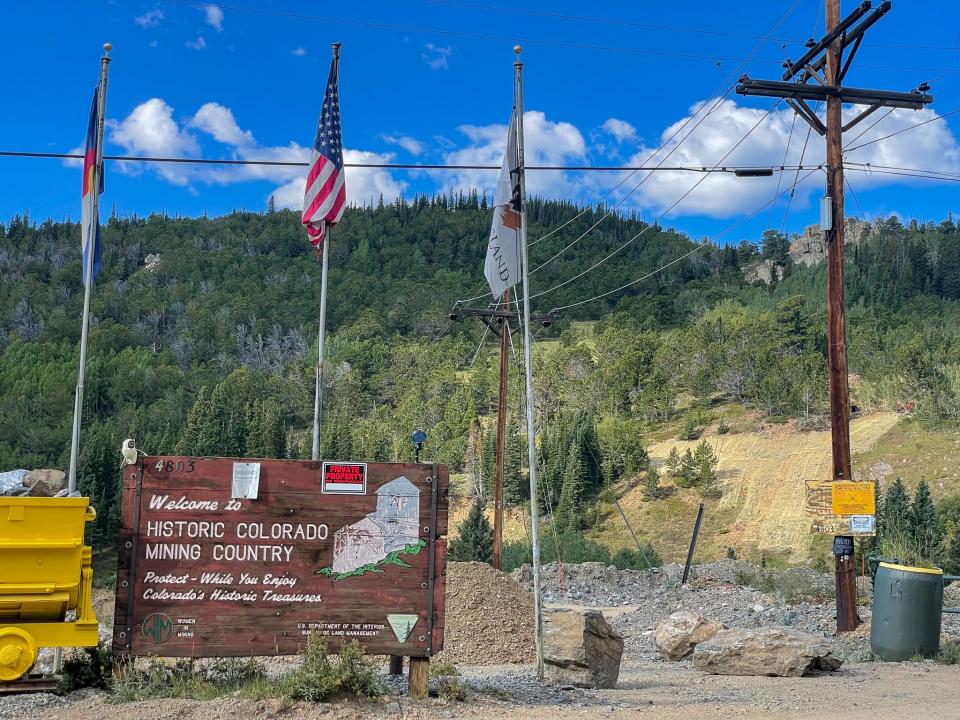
<box><xmin>455</xmin><ymin>0</ymin><xmax>806</xmax><ymax>305</ymax></box>
<box><xmin>0</xmin><ymin>150</ymin><xmax>822</xmax><ymax>173</ymax></box>
<box><xmin>769</xmin><ymin>109</ymin><xmax>798</xmax><ymax>228</ymax></box>
<box><xmin>548</xmin><ymin>166</ymin><xmax>822</xmax><ymax>313</ymax></box>
<box><xmin>523</xmin><ymin>99</ymin><xmax>785</xmax><ymax>305</ymax></box>
<box><xmin>845</xmin><ymin>108</ymin><xmax>960</xmax><ymax>154</ymax></box>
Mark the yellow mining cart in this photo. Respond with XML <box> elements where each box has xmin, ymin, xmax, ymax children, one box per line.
<box><xmin>0</xmin><ymin>497</ymin><xmax>99</xmax><ymax>682</ymax></box>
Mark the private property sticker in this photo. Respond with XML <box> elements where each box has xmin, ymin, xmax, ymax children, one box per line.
<box><xmin>322</xmin><ymin>462</ymin><xmax>367</xmax><ymax>494</ymax></box>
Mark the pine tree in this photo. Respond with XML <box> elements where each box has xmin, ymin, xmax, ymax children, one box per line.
<box><xmin>554</xmin><ymin>439</ymin><xmax>588</xmax><ymax>532</ymax></box>
<box><xmin>246</xmin><ymin>400</ymin><xmax>286</xmax><ymax>458</ymax></box>
<box><xmin>946</xmin><ymin>529</ymin><xmax>960</xmax><ymax>575</ymax></box>
<box><xmin>448</xmin><ymin>497</ymin><xmax>493</xmax><ymax>563</ymax></box>
<box><xmin>910</xmin><ymin>480</ymin><xmax>942</xmax><ymax>562</ymax></box>
<box><xmin>675</xmin><ymin>448</ymin><xmax>698</xmax><ymax>488</ymax></box>
<box><xmin>642</xmin><ymin>466</ymin><xmax>660</xmax><ymax>500</ymax></box>
<box><xmin>665</xmin><ymin>446</ymin><xmax>682</xmax><ymax>474</ymax></box>
<box><xmin>883</xmin><ymin>477</ymin><xmax>912</xmax><ymax>539</ymax></box>
<box><xmin>503</xmin><ymin>421</ymin><xmax>525</xmax><ymax>504</ymax></box>
<box><xmin>693</xmin><ymin>440</ymin><xmax>720</xmax><ymax>497</ymax></box>
<box><xmin>267</xmin><ymin>195</ymin><xmax>276</xmax><ymax>214</ymax></box>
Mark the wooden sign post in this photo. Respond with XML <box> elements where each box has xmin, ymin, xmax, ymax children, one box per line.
<box><xmin>113</xmin><ymin>457</ymin><xmax>448</xmax><ymax>696</ymax></box>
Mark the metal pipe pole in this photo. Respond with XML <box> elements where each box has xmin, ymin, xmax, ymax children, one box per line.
<box><xmin>311</xmin><ymin>42</ymin><xmax>340</xmax><ymax>462</ymax></box>
<box><xmin>492</xmin><ymin>288</ymin><xmax>510</xmax><ymax>569</ymax></box>
<box><xmin>514</xmin><ymin>45</ymin><xmax>544</xmax><ymax>680</ymax></box>
<box><xmin>825</xmin><ymin>0</ymin><xmax>858</xmax><ymax>633</ymax></box>
<box><xmin>67</xmin><ymin>44</ymin><xmax>111</xmax><ymax>494</ymax></box>
<box><xmin>311</xmin><ymin>234</ymin><xmax>330</xmax><ymax>461</ymax></box>
<box><xmin>682</xmin><ymin>502</ymin><xmax>705</xmax><ymax>585</ymax></box>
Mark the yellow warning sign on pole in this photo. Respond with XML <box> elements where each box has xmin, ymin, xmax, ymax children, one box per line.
<box><xmin>831</xmin><ymin>482</ymin><xmax>875</xmax><ymax>516</ymax></box>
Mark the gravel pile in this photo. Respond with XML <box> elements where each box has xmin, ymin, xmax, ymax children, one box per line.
<box><xmin>438</xmin><ymin>561</ymin><xmax>535</xmax><ymax>665</ymax></box>
<box><xmin>512</xmin><ymin>560</ymin><xmax>879</xmax><ymax>661</ymax></box>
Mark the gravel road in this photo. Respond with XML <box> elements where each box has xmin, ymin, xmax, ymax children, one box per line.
<box><xmin>3</xmin><ymin>659</ymin><xmax>958</xmax><ymax>720</ymax></box>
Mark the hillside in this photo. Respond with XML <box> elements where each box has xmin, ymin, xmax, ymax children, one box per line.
<box><xmin>4</xmin><ymin>202</ymin><xmax>960</xmax><ymax>565</ymax></box>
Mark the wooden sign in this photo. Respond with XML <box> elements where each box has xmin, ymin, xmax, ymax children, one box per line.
<box><xmin>113</xmin><ymin>457</ymin><xmax>448</xmax><ymax>659</ymax></box>
<box><xmin>805</xmin><ymin>476</ymin><xmax>875</xmax><ymax>536</ymax></box>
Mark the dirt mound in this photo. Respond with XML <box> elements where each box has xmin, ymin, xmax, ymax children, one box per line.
<box><xmin>438</xmin><ymin>561</ymin><xmax>535</xmax><ymax>665</ymax></box>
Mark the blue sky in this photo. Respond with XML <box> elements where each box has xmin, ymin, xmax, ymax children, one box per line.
<box><xmin>2</xmin><ymin>0</ymin><xmax>960</xmax><ymax>243</ymax></box>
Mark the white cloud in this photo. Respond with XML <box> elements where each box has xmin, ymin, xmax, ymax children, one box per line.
<box><xmin>134</xmin><ymin>9</ymin><xmax>163</xmax><ymax>28</ymax></box>
<box><xmin>186</xmin><ymin>36</ymin><xmax>206</xmax><ymax>51</ymax></box>
<box><xmin>108</xmin><ymin>99</ymin><xmax>200</xmax><ymax>185</ymax></box>
<box><xmin>106</xmin><ymin>97</ymin><xmax>405</xmax><ymax>207</ymax></box>
<box><xmin>191</xmin><ymin>103</ymin><xmax>255</xmax><ymax>148</ymax></box>
<box><xmin>291</xmin><ymin>47</ymin><xmax>306</xmax><ymax>56</ymax></box>
<box><xmin>619</xmin><ymin>98</ymin><xmax>960</xmax><ymax>219</ymax></box>
<box><xmin>601</xmin><ymin>118</ymin><xmax>637</xmax><ymax>143</ymax></box>
<box><xmin>438</xmin><ymin>110</ymin><xmax>588</xmax><ymax>200</ymax></box>
<box><xmin>421</xmin><ymin>43</ymin><xmax>453</xmax><ymax>70</ymax></box>
<box><xmin>382</xmin><ymin>134</ymin><xmax>424</xmax><ymax>155</ymax></box>
<box><xmin>271</xmin><ymin>150</ymin><xmax>407</xmax><ymax>211</ymax></box>
<box><xmin>202</xmin><ymin>5</ymin><xmax>224</xmax><ymax>32</ymax></box>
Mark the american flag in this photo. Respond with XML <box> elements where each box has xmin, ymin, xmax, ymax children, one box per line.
<box><xmin>301</xmin><ymin>55</ymin><xmax>346</xmax><ymax>250</ymax></box>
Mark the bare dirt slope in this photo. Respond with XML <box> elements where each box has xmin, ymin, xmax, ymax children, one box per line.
<box><xmin>624</xmin><ymin>412</ymin><xmax>900</xmax><ymax>563</ymax></box>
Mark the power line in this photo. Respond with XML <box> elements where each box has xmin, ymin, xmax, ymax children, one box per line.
<box><xmin>0</xmin><ymin>150</ymin><xmax>824</xmax><ymax>173</ymax></box>
<box><xmin>523</xmin><ymin>100</ymin><xmax>786</xmax><ymax>305</ymax></box>
<box><xmin>845</xmin><ymin>166</ymin><xmax>960</xmax><ymax>182</ymax></box>
<box><xmin>162</xmin><ymin>0</ymin><xmax>960</xmax><ymax>73</ymax></box>
<box><xmin>427</xmin><ymin>0</ymin><xmax>960</xmax><ymax>52</ymax></box>
<box><xmin>549</xmin><ymin>167</ymin><xmax>822</xmax><ymax>313</ymax></box>
<box><xmin>845</xmin><ymin>107</ymin><xmax>960</xmax><ymax>153</ymax></box>
<box><xmin>508</xmin><ymin>0</ymin><xmax>805</xmax><ymax>277</ymax></box>
<box><xmin>425</xmin><ymin>0</ymin><xmax>807</xmax><ymax>43</ymax></box>
<box><xmin>845</xmin><ymin>161</ymin><xmax>960</xmax><ymax>178</ymax></box>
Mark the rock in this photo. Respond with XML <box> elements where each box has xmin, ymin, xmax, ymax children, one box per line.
<box><xmin>0</xmin><ymin>469</ymin><xmax>29</xmax><ymax>495</ymax></box>
<box><xmin>543</xmin><ymin>609</ymin><xmax>623</xmax><ymax>689</ymax></box>
<box><xmin>655</xmin><ymin>611</ymin><xmax>726</xmax><ymax>660</ymax></box>
<box><xmin>23</xmin><ymin>468</ymin><xmax>67</xmax><ymax>496</ymax></box>
<box><xmin>692</xmin><ymin>628</ymin><xmax>843</xmax><ymax>677</ymax></box>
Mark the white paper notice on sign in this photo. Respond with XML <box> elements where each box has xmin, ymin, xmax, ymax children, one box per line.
<box><xmin>232</xmin><ymin>462</ymin><xmax>261</xmax><ymax>499</ymax></box>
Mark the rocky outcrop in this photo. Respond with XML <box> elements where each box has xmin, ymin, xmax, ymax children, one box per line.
<box><xmin>543</xmin><ymin>609</ymin><xmax>624</xmax><ymax>689</ymax></box>
<box><xmin>743</xmin><ymin>258</ymin><xmax>785</xmax><ymax>285</ymax></box>
<box><xmin>655</xmin><ymin>611</ymin><xmax>726</xmax><ymax>660</ymax></box>
<box><xmin>692</xmin><ymin>628</ymin><xmax>843</xmax><ymax>677</ymax></box>
<box><xmin>789</xmin><ymin>218</ymin><xmax>874</xmax><ymax>267</ymax></box>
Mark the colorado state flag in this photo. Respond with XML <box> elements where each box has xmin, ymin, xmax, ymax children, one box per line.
<box><xmin>81</xmin><ymin>87</ymin><xmax>102</xmax><ymax>287</ymax></box>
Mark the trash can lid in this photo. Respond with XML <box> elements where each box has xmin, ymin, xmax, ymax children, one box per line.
<box><xmin>878</xmin><ymin>562</ymin><xmax>943</xmax><ymax>575</ymax></box>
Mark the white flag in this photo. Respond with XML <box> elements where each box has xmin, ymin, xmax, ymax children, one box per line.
<box><xmin>484</xmin><ymin>113</ymin><xmax>522</xmax><ymax>299</ymax></box>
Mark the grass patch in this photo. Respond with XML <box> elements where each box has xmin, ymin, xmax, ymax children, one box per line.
<box><xmin>854</xmin><ymin>418</ymin><xmax>960</xmax><ymax>497</ymax></box>
<box><xmin>733</xmin><ymin>564</ymin><xmax>835</xmax><ymax>603</ymax></box>
<box><xmin>938</xmin><ymin>640</ymin><xmax>960</xmax><ymax>665</ymax></box>
<box><xmin>110</xmin><ymin>638</ymin><xmax>384</xmax><ymax>704</ymax></box>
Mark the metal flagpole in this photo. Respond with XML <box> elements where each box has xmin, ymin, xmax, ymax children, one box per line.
<box><xmin>514</xmin><ymin>44</ymin><xmax>544</xmax><ymax>680</ymax></box>
<box><xmin>67</xmin><ymin>43</ymin><xmax>111</xmax><ymax>494</ymax></box>
<box><xmin>311</xmin><ymin>41</ymin><xmax>340</xmax><ymax>462</ymax></box>
<box><xmin>311</xmin><ymin>233</ymin><xmax>330</xmax><ymax>461</ymax></box>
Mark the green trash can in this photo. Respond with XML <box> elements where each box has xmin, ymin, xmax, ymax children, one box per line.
<box><xmin>870</xmin><ymin>562</ymin><xmax>943</xmax><ymax>661</ymax></box>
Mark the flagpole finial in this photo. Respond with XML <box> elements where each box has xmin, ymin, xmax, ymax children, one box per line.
<box><xmin>103</xmin><ymin>42</ymin><xmax>112</xmax><ymax>54</ymax></box>
<box><xmin>514</xmin><ymin>44</ymin><xmax>522</xmax><ymax>57</ymax></box>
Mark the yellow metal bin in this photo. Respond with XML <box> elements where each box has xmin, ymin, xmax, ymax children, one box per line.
<box><xmin>0</xmin><ymin>497</ymin><xmax>99</xmax><ymax>682</ymax></box>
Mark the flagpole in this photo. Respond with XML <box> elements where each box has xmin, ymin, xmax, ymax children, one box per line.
<box><xmin>311</xmin><ymin>232</ymin><xmax>330</xmax><ymax>461</ymax></box>
<box><xmin>514</xmin><ymin>45</ymin><xmax>544</xmax><ymax>680</ymax></box>
<box><xmin>67</xmin><ymin>43</ymin><xmax>111</xmax><ymax>494</ymax></box>
<box><xmin>311</xmin><ymin>41</ymin><xmax>340</xmax><ymax>462</ymax></box>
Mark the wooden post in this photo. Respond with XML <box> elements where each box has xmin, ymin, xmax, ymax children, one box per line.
<box><xmin>824</xmin><ymin>0</ymin><xmax>858</xmax><ymax>633</ymax></box>
<box><xmin>492</xmin><ymin>288</ymin><xmax>510</xmax><ymax>569</ymax></box>
<box><xmin>408</xmin><ymin>656</ymin><xmax>429</xmax><ymax>698</ymax></box>
<box><xmin>388</xmin><ymin>655</ymin><xmax>403</xmax><ymax>675</ymax></box>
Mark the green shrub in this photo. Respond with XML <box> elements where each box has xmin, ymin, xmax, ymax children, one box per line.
<box><xmin>612</xmin><ymin>546</ymin><xmax>661</xmax><ymax>570</ymax></box>
<box><xmin>283</xmin><ymin>636</ymin><xmax>384</xmax><ymax>702</ymax></box>
<box><xmin>58</xmin><ymin>646</ymin><xmax>113</xmax><ymax>694</ymax></box>
<box><xmin>939</xmin><ymin>640</ymin><xmax>960</xmax><ymax>665</ymax></box>
<box><xmin>677</xmin><ymin>416</ymin><xmax>700</xmax><ymax>441</ymax></box>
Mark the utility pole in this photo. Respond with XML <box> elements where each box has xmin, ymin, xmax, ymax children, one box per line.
<box><xmin>737</xmin><ymin>0</ymin><xmax>932</xmax><ymax>632</ymax></box>
<box><xmin>448</xmin><ymin>301</ymin><xmax>556</xmax><ymax>569</ymax></box>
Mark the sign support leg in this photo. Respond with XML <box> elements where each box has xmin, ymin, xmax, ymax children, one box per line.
<box><xmin>408</xmin><ymin>656</ymin><xmax>429</xmax><ymax>698</ymax></box>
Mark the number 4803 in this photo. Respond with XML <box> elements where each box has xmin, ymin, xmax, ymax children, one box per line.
<box><xmin>154</xmin><ymin>459</ymin><xmax>196</xmax><ymax>473</ymax></box>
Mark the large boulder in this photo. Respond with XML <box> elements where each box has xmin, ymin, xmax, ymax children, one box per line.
<box><xmin>693</xmin><ymin>628</ymin><xmax>843</xmax><ymax>677</ymax></box>
<box><xmin>24</xmin><ymin>469</ymin><xmax>67</xmax><ymax>497</ymax></box>
<box><xmin>543</xmin><ymin>609</ymin><xmax>623</xmax><ymax>689</ymax></box>
<box><xmin>655</xmin><ymin>611</ymin><xmax>726</xmax><ymax>660</ymax></box>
